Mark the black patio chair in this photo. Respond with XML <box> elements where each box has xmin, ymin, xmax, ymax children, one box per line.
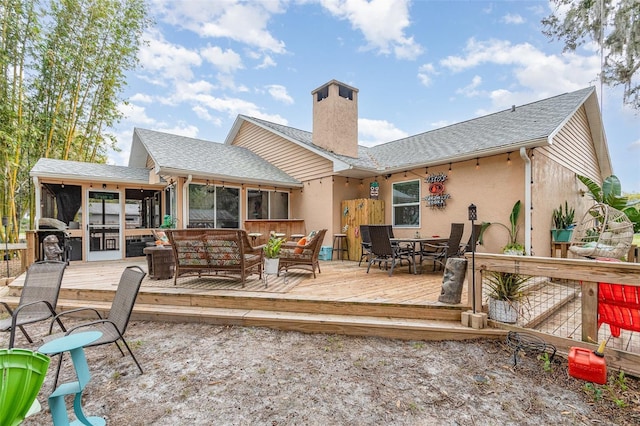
<box><xmin>1</xmin><ymin>260</ymin><xmax>67</xmax><ymax>348</ymax></box>
<box><xmin>366</xmin><ymin>225</ymin><xmax>412</xmax><ymax>276</ymax></box>
<box><xmin>458</xmin><ymin>224</ymin><xmax>483</xmax><ymax>256</ymax></box>
<box><xmin>48</xmin><ymin>265</ymin><xmax>146</xmax><ymax>385</ymax></box>
<box><xmin>359</xmin><ymin>225</ymin><xmax>372</xmax><ymax>266</ymax></box>
<box><xmin>420</xmin><ymin>223</ymin><xmax>464</xmax><ymax>271</ymax></box>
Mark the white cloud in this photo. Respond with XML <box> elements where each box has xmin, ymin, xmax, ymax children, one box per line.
<box><xmin>441</xmin><ymin>38</ymin><xmax>600</xmax><ymax>110</ymax></box>
<box><xmin>456</xmin><ymin>75</ymin><xmax>483</xmax><ymax>97</ymax></box>
<box><xmin>129</xmin><ymin>93</ymin><xmax>153</xmax><ymax>103</ymax></box>
<box><xmin>155</xmin><ymin>124</ymin><xmax>200</xmax><ymax>139</ymax></box>
<box><xmin>138</xmin><ymin>29</ymin><xmax>201</xmax><ymax>81</ymax></box>
<box><xmin>152</xmin><ymin>0</ymin><xmax>287</xmax><ymax>53</ymax></box>
<box><xmin>502</xmin><ymin>13</ymin><xmax>524</xmax><ymax>24</ymax></box>
<box><xmin>200</xmin><ymin>46</ymin><xmax>244</xmax><ymax>73</ymax></box>
<box><xmin>358</xmin><ymin>118</ymin><xmax>408</xmax><ymax>146</ymax></box>
<box><xmin>417</xmin><ymin>63</ymin><xmax>436</xmax><ymax>86</ymax></box>
<box><xmin>265</xmin><ymin>85</ymin><xmax>294</xmax><ymax>104</ymax></box>
<box><xmin>319</xmin><ymin>0</ymin><xmax>423</xmax><ymax>60</ymax></box>
<box><xmin>192</xmin><ymin>106</ymin><xmax>223</xmax><ymax>126</ymax></box>
<box><xmin>256</xmin><ymin>55</ymin><xmax>277</xmax><ymax>69</ymax></box>
<box><xmin>118</xmin><ymin>103</ymin><xmax>157</xmax><ymax>126</ymax></box>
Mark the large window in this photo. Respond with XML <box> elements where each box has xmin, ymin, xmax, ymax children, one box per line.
<box><xmin>392</xmin><ymin>180</ymin><xmax>420</xmax><ymax>227</ymax></box>
<box><xmin>247</xmin><ymin>189</ymin><xmax>289</xmax><ymax>219</ymax></box>
<box><xmin>188</xmin><ymin>184</ymin><xmax>239</xmax><ymax>228</ymax></box>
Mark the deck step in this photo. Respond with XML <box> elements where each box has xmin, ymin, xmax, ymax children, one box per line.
<box><xmin>1</xmin><ymin>295</ymin><xmax>503</xmax><ymax>341</ymax></box>
<box><xmin>60</xmin><ymin>299</ymin><xmax>506</xmax><ymax>341</ymax></box>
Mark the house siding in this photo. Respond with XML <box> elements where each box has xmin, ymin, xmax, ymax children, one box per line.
<box><xmin>538</xmin><ymin>106</ymin><xmax>601</xmax><ymax>183</ymax></box>
<box><xmin>233</xmin><ymin>121</ymin><xmax>334</xmax><ymax>181</ymax></box>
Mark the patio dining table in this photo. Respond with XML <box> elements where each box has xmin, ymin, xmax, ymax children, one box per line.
<box><xmin>390</xmin><ymin>237</ymin><xmax>447</xmax><ymax>274</ymax></box>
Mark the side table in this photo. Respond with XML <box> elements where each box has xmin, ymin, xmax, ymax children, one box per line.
<box><xmin>143</xmin><ymin>246</ymin><xmax>175</xmax><ymax>279</ymax></box>
<box><xmin>38</xmin><ymin>331</ymin><xmax>105</xmax><ymax>426</ymax></box>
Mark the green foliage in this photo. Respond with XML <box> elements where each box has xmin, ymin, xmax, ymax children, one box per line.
<box><xmin>578</xmin><ymin>174</ymin><xmax>640</xmax><ymax>232</ymax></box>
<box><xmin>582</xmin><ymin>370</ymin><xmax>633</xmax><ymax>408</ymax></box>
<box><xmin>552</xmin><ymin>201</ymin><xmax>575</xmax><ymax>229</ymax></box>
<box><xmin>0</xmin><ymin>0</ymin><xmax>150</xmax><ymax>237</ymax></box>
<box><xmin>263</xmin><ymin>233</ymin><xmax>285</xmax><ymax>258</ymax></box>
<box><xmin>483</xmin><ymin>200</ymin><xmax>524</xmax><ymax>253</ymax></box>
<box><xmin>542</xmin><ymin>0</ymin><xmax>640</xmax><ymax>109</ymax></box>
<box><xmin>484</xmin><ymin>272</ymin><xmax>529</xmax><ymax>302</ymax></box>
<box><xmin>537</xmin><ymin>352</ymin><xmax>553</xmax><ymax>372</ymax></box>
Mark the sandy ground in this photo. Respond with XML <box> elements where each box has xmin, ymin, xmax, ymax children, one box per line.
<box><xmin>4</xmin><ymin>319</ymin><xmax>637</xmax><ymax>426</ymax></box>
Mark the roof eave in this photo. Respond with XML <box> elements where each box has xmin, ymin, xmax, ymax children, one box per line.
<box><xmin>157</xmin><ymin>167</ymin><xmax>303</xmax><ymax>188</ymax></box>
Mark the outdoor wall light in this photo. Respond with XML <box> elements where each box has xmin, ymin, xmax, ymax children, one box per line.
<box><xmin>102</xmin><ymin>183</ymin><xmax>107</xmax><ymax>189</ymax></box>
<box><xmin>507</xmin><ymin>152</ymin><xmax>512</xmax><ymax>165</ymax></box>
<box><xmin>448</xmin><ymin>163</ymin><xmax>452</xmax><ymax>174</ymax></box>
<box><xmin>475</xmin><ymin>158</ymin><xmax>480</xmax><ymax>170</ymax></box>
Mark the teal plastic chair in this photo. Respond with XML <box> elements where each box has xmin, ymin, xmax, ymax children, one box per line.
<box><xmin>0</xmin><ymin>348</ymin><xmax>51</xmax><ymax>426</ymax></box>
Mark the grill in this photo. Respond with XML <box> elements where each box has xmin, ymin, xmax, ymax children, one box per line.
<box><xmin>37</xmin><ymin>229</ymin><xmax>71</xmax><ymax>264</ymax></box>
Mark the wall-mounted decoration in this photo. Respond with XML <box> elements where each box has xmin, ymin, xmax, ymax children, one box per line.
<box><xmin>369</xmin><ymin>181</ymin><xmax>379</xmax><ymax>199</ymax></box>
<box><xmin>423</xmin><ymin>172</ymin><xmax>450</xmax><ymax>208</ymax></box>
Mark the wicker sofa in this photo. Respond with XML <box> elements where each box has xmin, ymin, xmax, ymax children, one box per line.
<box><xmin>278</xmin><ymin>229</ymin><xmax>327</xmax><ymax>278</ymax></box>
<box><xmin>165</xmin><ymin>229</ymin><xmax>263</xmax><ymax>286</ymax></box>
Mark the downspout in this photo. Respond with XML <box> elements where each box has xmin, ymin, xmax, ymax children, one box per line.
<box><xmin>519</xmin><ymin>147</ymin><xmax>532</xmax><ymax>255</ymax></box>
<box><xmin>33</xmin><ymin>176</ymin><xmax>41</xmax><ymax>229</ymax></box>
<box><xmin>182</xmin><ymin>175</ymin><xmax>192</xmax><ymax>229</ymax></box>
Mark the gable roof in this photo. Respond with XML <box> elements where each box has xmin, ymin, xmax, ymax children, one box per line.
<box><xmin>30</xmin><ymin>158</ymin><xmax>153</xmax><ymax>184</ymax></box>
<box><xmin>226</xmin><ymin>86</ymin><xmax>609</xmax><ymax>177</ymax></box>
<box><xmin>129</xmin><ymin>128</ymin><xmax>301</xmax><ymax>187</ymax></box>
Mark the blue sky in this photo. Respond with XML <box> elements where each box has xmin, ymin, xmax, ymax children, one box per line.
<box><xmin>111</xmin><ymin>0</ymin><xmax>640</xmax><ymax>193</ymax></box>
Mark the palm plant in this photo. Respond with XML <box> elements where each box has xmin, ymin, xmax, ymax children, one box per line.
<box><xmin>483</xmin><ymin>200</ymin><xmax>524</xmax><ymax>253</ymax></box>
<box><xmin>578</xmin><ymin>174</ymin><xmax>640</xmax><ymax>232</ymax></box>
<box><xmin>485</xmin><ymin>271</ymin><xmax>530</xmax><ymax>302</ymax></box>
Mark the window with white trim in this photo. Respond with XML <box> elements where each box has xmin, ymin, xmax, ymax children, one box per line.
<box><xmin>392</xmin><ymin>179</ymin><xmax>420</xmax><ymax>227</ymax></box>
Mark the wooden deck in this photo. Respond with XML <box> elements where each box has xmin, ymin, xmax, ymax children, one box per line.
<box><xmin>2</xmin><ymin>258</ymin><xmax>507</xmax><ymax>343</ymax></box>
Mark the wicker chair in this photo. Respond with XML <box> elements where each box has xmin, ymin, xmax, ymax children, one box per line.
<box><xmin>278</xmin><ymin>229</ymin><xmax>327</xmax><ymax>278</ymax></box>
<box><xmin>359</xmin><ymin>225</ymin><xmax>372</xmax><ymax>266</ymax></box>
<box><xmin>1</xmin><ymin>261</ymin><xmax>67</xmax><ymax>348</ymax></box>
<box><xmin>458</xmin><ymin>224</ymin><xmax>483</xmax><ymax>256</ymax></box>
<box><xmin>366</xmin><ymin>225</ymin><xmax>413</xmax><ymax>276</ymax></box>
<box><xmin>569</xmin><ymin>203</ymin><xmax>633</xmax><ymax>259</ymax></box>
<box><xmin>420</xmin><ymin>223</ymin><xmax>464</xmax><ymax>271</ymax></box>
<box><xmin>48</xmin><ymin>265</ymin><xmax>146</xmax><ymax>384</ymax></box>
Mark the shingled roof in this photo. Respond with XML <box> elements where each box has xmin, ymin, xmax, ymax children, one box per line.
<box><xmin>129</xmin><ymin>128</ymin><xmax>301</xmax><ymax>186</ymax></box>
<box><xmin>31</xmin><ymin>86</ymin><xmax>606</xmax><ymax>187</ymax></box>
<box><xmin>30</xmin><ymin>158</ymin><xmax>153</xmax><ymax>184</ymax></box>
<box><xmin>228</xmin><ymin>86</ymin><xmax>602</xmax><ymax>174</ymax></box>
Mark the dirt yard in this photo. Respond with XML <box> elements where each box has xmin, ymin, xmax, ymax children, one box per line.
<box><xmin>7</xmin><ymin>319</ymin><xmax>638</xmax><ymax>425</ymax></box>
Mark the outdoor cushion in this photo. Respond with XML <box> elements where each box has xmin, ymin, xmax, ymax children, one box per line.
<box><xmin>294</xmin><ymin>237</ymin><xmax>307</xmax><ymax>254</ymax></box>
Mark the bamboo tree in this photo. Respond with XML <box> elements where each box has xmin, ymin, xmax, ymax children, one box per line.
<box><xmin>0</xmin><ymin>0</ymin><xmax>149</xmax><ymax>242</ymax></box>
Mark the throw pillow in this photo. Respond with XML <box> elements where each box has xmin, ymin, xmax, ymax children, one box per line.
<box><xmin>294</xmin><ymin>237</ymin><xmax>308</xmax><ymax>254</ymax></box>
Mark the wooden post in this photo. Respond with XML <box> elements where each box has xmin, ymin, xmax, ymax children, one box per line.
<box><xmin>581</xmin><ymin>281</ymin><xmax>599</xmax><ymax>342</ymax></box>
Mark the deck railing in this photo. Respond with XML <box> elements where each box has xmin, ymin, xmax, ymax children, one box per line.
<box><xmin>467</xmin><ymin>253</ymin><xmax>640</xmax><ymax>376</ymax></box>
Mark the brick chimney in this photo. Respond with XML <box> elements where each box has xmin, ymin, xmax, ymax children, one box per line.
<box><xmin>311</xmin><ymin>80</ymin><xmax>359</xmax><ymax>158</ymax></box>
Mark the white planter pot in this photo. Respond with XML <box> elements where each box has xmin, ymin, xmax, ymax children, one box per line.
<box><xmin>264</xmin><ymin>258</ymin><xmax>280</xmax><ymax>275</ymax></box>
<box><xmin>488</xmin><ymin>298</ymin><xmax>519</xmax><ymax>323</ymax></box>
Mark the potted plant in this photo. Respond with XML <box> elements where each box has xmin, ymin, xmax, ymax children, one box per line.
<box><xmin>485</xmin><ymin>271</ymin><xmax>530</xmax><ymax>323</ymax></box>
<box><xmin>263</xmin><ymin>232</ymin><xmax>286</xmax><ymax>274</ymax></box>
<box><xmin>551</xmin><ymin>201</ymin><xmax>575</xmax><ymax>242</ymax></box>
<box><xmin>483</xmin><ymin>200</ymin><xmax>525</xmax><ymax>255</ymax></box>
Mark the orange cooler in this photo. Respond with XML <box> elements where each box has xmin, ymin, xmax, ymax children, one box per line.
<box><xmin>568</xmin><ymin>346</ymin><xmax>607</xmax><ymax>384</ymax></box>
